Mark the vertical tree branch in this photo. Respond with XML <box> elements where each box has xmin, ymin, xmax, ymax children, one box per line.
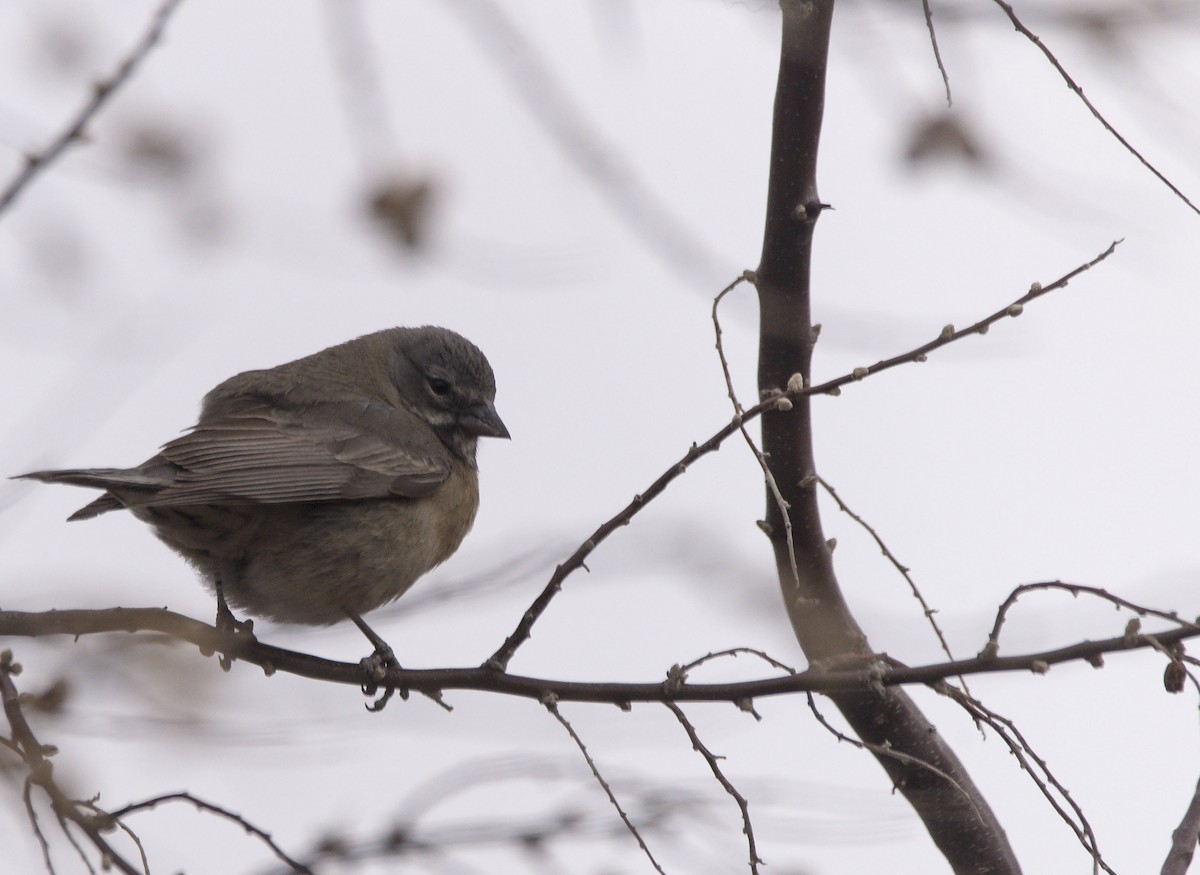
<box><xmin>754</xmin><ymin>2</ymin><xmax>1022</xmax><ymax>872</ymax></box>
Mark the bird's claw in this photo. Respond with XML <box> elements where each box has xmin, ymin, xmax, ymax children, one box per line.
<box><xmin>359</xmin><ymin>645</ymin><xmax>407</xmax><ymax>712</ymax></box>
<box><xmin>210</xmin><ymin>595</ymin><xmax>256</xmax><ymax>672</ymax></box>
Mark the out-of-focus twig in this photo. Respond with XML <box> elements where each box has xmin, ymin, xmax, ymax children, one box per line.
<box><xmin>0</xmin><ymin>0</ymin><xmax>187</xmax><ymax>218</ymax></box>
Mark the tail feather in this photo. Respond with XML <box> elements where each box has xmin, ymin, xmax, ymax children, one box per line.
<box><xmin>13</xmin><ymin>468</ymin><xmax>156</xmax><ymax>521</ymax></box>
<box><xmin>16</xmin><ymin>468</ymin><xmax>160</xmax><ymax>489</ymax></box>
<box><xmin>68</xmin><ymin>494</ymin><xmax>126</xmax><ymax>521</ymax></box>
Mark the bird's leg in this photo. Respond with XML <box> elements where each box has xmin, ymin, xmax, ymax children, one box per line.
<box><xmin>347</xmin><ymin>610</ymin><xmax>406</xmax><ymax>712</ymax></box>
<box><xmin>212</xmin><ymin>577</ymin><xmax>255</xmax><ymax>672</ymax></box>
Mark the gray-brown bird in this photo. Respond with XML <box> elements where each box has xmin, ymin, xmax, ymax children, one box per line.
<box><xmin>17</xmin><ymin>326</ymin><xmax>508</xmax><ymax>647</ymax></box>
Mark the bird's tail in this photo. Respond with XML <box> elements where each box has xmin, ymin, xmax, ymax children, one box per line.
<box><xmin>13</xmin><ymin>468</ymin><xmax>154</xmax><ymax>520</ymax></box>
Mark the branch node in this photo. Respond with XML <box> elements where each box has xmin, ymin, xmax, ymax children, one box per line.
<box><xmin>1124</xmin><ymin>617</ymin><xmax>1142</xmax><ymax>643</ymax></box>
<box><xmin>1030</xmin><ymin>660</ymin><xmax>1050</xmax><ymax>675</ymax></box>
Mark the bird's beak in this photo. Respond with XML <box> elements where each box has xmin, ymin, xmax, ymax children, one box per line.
<box><xmin>462</xmin><ymin>401</ymin><xmax>510</xmax><ymax>440</ymax></box>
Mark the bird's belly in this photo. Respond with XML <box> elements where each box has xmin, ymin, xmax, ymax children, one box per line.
<box><xmin>141</xmin><ymin>463</ymin><xmax>481</xmax><ymax>625</ymax></box>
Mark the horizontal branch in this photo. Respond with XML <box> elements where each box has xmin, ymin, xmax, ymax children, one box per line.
<box><xmin>1</xmin><ymin>606</ymin><xmax>1193</xmax><ymax>705</ymax></box>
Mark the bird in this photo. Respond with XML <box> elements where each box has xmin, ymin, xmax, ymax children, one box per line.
<box><xmin>15</xmin><ymin>326</ymin><xmax>509</xmax><ymax>662</ymax></box>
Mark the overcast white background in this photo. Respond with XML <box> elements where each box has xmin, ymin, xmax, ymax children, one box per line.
<box><xmin>2</xmin><ymin>1</ymin><xmax>1200</xmax><ymax>873</ymax></box>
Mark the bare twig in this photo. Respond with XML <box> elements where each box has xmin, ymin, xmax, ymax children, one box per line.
<box><xmin>665</xmin><ymin>702</ymin><xmax>762</xmax><ymax>873</ymax></box>
<box><xmin>944</xmin><ymin>685</ymin><xmax>1115</xmax><ymax>874</ymax></box>
<box><xmin>678</xmin><ymin>648</ymin><xmax>798</xmax><ymax>677</ymax></box>
<box><xmin>713</xmin><ymin>274</ymin><xmax>802</xmax><ymax>590</ymax></box>
<box><xmin>991</xmin><ymin>0</ymin><xmax>1198</xmax><ymax>216</ymax></box>
<box><xmin>0</xmin><ymin>0</ymin><xmax>187</xmax><ymax>218</ymax></box>
<box><xmin>542</xmin><ymin>696</ymin><xmax>666</xmax><ymax>874</ymax></box>
<box><xmin>815</xmin><ymin>474</ymin><xmax>970</xmax><ymax>697</ymax></box>
<box><xmin>105</xmin><ymin>792</ymin><xmax>311</xmax><ymax>874</ymax></box>
<box><xmin>984</xmin><ymin>581</ymin><xmax>1193</xmax><ymax>658</ymax></box>
<box><xmin>804</xmin><ymin>691</ymin><xmax>984</xmax><ymax>827</ymax></box>
<box><xmin>486</xmin><ymin>241</ymin><xmax>1120</xmax><ymax>671</ymax></box>
<box><xmin>921</xmin><ymin>0</ymin><xmax>953</xmax><ymax>106</ymax></box>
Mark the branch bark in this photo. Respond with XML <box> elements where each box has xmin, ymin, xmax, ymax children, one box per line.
<box><xmin>754</xmin><ymin>2</ymin><xmax>1022</xmax><ymax>871</ymax></box>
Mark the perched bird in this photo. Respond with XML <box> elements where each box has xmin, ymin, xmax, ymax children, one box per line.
<box><xmin>16</xmin><ymin>326</ymin><xmax>509</xmax><ymax>646</ymax></box>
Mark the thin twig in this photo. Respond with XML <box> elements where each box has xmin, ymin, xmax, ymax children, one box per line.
<box><xmin>665</xmin><ymin>702</ymin><xmax>762</xmax><ymax>873</ymax></box>
<box><xmin>0</xmin><ymin>0</ymin><xmax>187</xmax><ymax>218</ymax></box>
<box><xmin>921</xmin><ymin>0</ymin><xmax>953</xmax><ymax>106</ymax></box>
<box><xmin>804</xmin><ymin>691</ymin><xmax>985</xmax><ymax>828</ymax></box>
<box><xmin>944</xmin><ymin>685</ymin><xmax>1114</xmax><ymax>875</ymax></box>
<box><xmin>712</xmin><ymin>274</ymin><xmax>802</xmax><ymax>590</ymax></box>
<box><xmin>815</xmin><ymin>474</ymin><xmax>970</xmax><ymax>698</ymax></box>
<box><xmin>991</xmin><ymin>0</ymin><xmax>1197</xmax><ymax>216</ymax></box>
<box><xmin>678</xmin><ymin>648</ymin><xmax>798</xmax><ymax>677</ymax></box>
<box><xmin>105</xmin><ymin>793</ymin><xmax>311</xmax><ymax>874</ymax></box>
<box><xmin>542</xmin><ymin>696</ymin><xmax>666</xmax><ymax>874</ymax></box>
<box><xmin>985</xmin><ymin>581</ymin><xmax>1193</xmax><ymax>658</ymax></box>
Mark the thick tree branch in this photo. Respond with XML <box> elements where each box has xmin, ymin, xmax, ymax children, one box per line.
<box><xmin>753</xmin><ymin>2</ymin><xmax>1021</xmax><ymax>871</ymax></box>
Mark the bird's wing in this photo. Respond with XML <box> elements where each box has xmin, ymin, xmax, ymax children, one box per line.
<box><xmin>143</xmin><ymin>400</ymin><xmax>450</xmax><ymax>506</ymax></box>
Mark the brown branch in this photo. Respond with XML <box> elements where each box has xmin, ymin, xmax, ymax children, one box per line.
<box><xmin>3</xmin><ymin>606</ymin><xmax>1197</xmax><ymax>704</ymax></box>
<box><xmin>754</xmin><ymin>2</ymin><xmax>1021</xmax><ymax>871</ymax></box>
<box><xmin>1161</xmin><ymin>773</ymin><xmax>1200</xmax><ymax>875</ymax></box>
<box><xmin>0</xmin><ymin>0</ymin><xmax>186</xmax><ymax>219</ymax></box>
<box><xmin>990</xmin><ymin>0</ymin><xmax>1198</xmax><ymax>216</ymax></box>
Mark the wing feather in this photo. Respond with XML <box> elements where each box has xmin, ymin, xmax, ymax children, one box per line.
<box><xmin>138</xmin><ymin>401</ymin><xmax>449</xmax><ymax>506</ymax></box>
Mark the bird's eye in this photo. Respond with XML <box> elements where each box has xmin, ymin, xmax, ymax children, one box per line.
<box><xmin>428</xmin><ymin>377</ymin><xmax>452</xmax><ymax>397</ymax></box>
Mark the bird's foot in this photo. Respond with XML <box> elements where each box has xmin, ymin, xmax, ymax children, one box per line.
<box><xmin>348</xmin><ymin>611</ymin><xmax>408</xmax><ymax>712</ymax></box>
<box><xmin>358</xmin><ymin>643</ymin><xmax>408</xmax><ymax>712</ymax></box>
<box><xmin>210</xmin><ymin>588</ymin><xmax>256</xmax><ymax>672</ymax></box>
